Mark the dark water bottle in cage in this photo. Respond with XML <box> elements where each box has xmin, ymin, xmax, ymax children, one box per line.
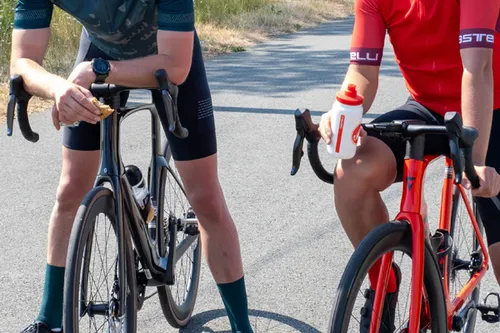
<box><xmin>125</xmin><ymin>165</ymin><xmax>155</xmax><ymax>231</ymax></box>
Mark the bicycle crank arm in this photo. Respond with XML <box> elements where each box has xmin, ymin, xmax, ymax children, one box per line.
<box><xmin>452</xmin><ymin>299</ymin><xmax>477</xmax><ymax>330</ymax></box>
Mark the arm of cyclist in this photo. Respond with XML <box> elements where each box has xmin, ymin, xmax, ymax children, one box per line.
<box><xmin>70</xmin><ymin>0</ymin><xmax>194</xmax><ymax>88</ymax></box>
<box><xmin>10</xmin><ymin>0</ymin><xmax>100</xmax><ymax>127</ymax></box>
<box><xmin>319</xmin><ymin>0</ymin><xmax>384</xmax><ymax>144</ymax></box>
<box><xmin>105</xmin><ymin>31</ymin><xmax>194</xmax><ymax>87</ymax></box>
<box><xmin>459</xmin><ymin>0</ymin><xmax>500</xmax><ymax>197</ymax></box>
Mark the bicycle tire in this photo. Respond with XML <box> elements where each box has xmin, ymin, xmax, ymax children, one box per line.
<box><xmin>447</xmin><ymin>187</ymin><xmax>485</xmax><ymax>333</ymax></box>
<box><xmin>64</xmin><ymin>186</ymin><xmax>137</xmax><ymax>333</ymax></box>
<box><xmin>156</xmin><ymin>140</ymin><xmax>202</xmax><ymax>328</ymax></box>
<box><xmin>328</xmin><ymin>221</ymin><xmax>448</xmax><ymax>333</ymax></box>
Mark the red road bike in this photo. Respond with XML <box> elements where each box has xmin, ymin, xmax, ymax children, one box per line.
<box><xmin>291</xmin><ymin>109</ymin><xmax>500</xmax><ymax>332</ymax></box>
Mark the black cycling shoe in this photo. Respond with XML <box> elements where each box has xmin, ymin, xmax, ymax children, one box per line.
<box><xmin>359</xmin><ymin>263</ymin><xmax>402</xmax><ymax>333</ymax></box>
<box><xmin>20</xmin><ymin>322</ymin><xmax>63</xmax><ymax>333</ymax></box>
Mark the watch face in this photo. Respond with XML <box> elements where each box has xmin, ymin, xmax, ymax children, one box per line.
<box><xmin>93</xmin><ymin>58</ymin><xmax>110</xmax><ymax>75</ymax></box>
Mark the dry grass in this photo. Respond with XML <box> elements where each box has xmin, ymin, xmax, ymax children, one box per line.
<box><xmin>198</xmin><ymin>0</ymin><xmax>353</xmax><ymax>56</ymax></box>
<box><xmin>0</xmin><ymin>0</ymin><xmax>353</xmax><ymax>122</ymax></box>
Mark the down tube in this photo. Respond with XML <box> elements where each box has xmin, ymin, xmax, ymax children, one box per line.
<box><xmin>112</xmin><ymin>176</ymin><xmax>128</xmax><ymax>317</ymax></box>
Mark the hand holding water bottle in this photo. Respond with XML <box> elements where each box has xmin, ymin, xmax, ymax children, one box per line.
<box><xmin>319</xmin><ymin>84</ymin><xmax>364</xmax><ymax>159</ymax></box>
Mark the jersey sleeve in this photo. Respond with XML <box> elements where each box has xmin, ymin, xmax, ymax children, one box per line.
<box><xmin>13</xmin><ymin>0</ymin><xmax>53</xmax><ymax>29</ymax></box>
<box><xmin>349</xmin><ymin>0</ymin><xmax>386</xmax><ymax>66</ymax></box>
<box><xmin>157</xmin><ymin>0</ymin><xmax>194</xmax><ymax>32</ymax></box>
<box><xmin>458</xmin><ymin>0</ymin><xmax>500</xmax><ymax>49</ymax></box>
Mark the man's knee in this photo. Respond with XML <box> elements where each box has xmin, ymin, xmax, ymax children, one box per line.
<box><xmin>54</xmin><ymin>149</ymin><xmax>99</xmax><ymax>215</ymax></box>
<box><xmin>186</xmin><ymin>181</ymin><xmax>225</xmax><ymax>223</ymax></box>
<box><xmin>335</xmin><ymin>136</ymin><xmax>397</xmax><ymax>195</ymax></box>
<box><xmin>55</xmin><ymin>177</ymin><xmax>93</xmax><ymax>214</ymax></box>
<box><xmin>488</xmin><ymin>243</ymin><xmax>500</xmax><ymax>284</ymax></box>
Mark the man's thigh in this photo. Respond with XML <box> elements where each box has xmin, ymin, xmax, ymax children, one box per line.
<box><xmin>476</xmin><ymin>110</ymin><xmax>500</xmax><ymax>247</ymax></box>
<box><xmin>157</xmin><ymin>31</ymin><xmax>217</xmax><ymax>162</ymax></box>
<box><xmin>366</xmin><ymin>98</ymin><xmax>448</xmax><ymax>182</ymax></box>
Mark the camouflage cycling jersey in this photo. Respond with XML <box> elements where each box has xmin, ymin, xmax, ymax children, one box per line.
<box><xmin>14</xmin><ymin>0</ymin><xmax>194</xmax><ymax>60</ymax></box>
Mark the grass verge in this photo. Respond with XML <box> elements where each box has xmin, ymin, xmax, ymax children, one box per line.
<box><xmin>0</xmin><ymin>0</ymin><xmax>353</xmax><ymax>123</ymax></box>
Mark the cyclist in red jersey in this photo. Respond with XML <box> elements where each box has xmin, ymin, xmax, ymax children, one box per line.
<box><xmin>319</xmin><ymin>0</ymin><xmax>500</xmax><ymax>331</ymax></box>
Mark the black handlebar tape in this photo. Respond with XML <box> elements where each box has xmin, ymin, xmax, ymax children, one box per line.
<box><xmin>8</xmin><ymin>75</ymin><xmax>39</xmax><ymax>142</ymax></box>
<box><xmin>291</xmin><ymin>133</ymin><xmax>305</xmax><ymax>176</ymax></box>
<box><xmin>462</xmin><ymin>147</ymin><xmax>480</xmax><ymax>189</ymax></box>
<box><xmin>6</xmin><ymin>94</ymin><xmax>15</xmax><ymax>136</ymax></box>
<box><xmin>17</xmin><ymin>98</ymin><xmax>39</xmax><ymax>142</ymax></box>
<box><xmin>291</xmin><ymin>108</ymin><xmax>334</xmax><ymax>183</ymax></box>
<box><xmin>307</xmin><ymin>140</ymin><xmax>334</xmax><ymax>184</ymax></box>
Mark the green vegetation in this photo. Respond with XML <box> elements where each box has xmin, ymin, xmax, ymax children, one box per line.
<box><xmin>0</xmin><ymin>0</ymin><xmax>276</xmax><ymax>79</ymax></box>
<box><xmin>194</xmin><ymin>0</ymin><xmax>274</xmax><ymax>23</ymax></box>
<box><xmin>0</xmin><ymin>0</ymin><xmax>353</xmax><ymax>120</ymax></box>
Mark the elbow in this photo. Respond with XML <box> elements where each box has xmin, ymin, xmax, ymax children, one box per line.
<box><xmin>10</xmin><ymin>58</ymin><xmax>22</xmax><ymax>76</ymax></box>
<box><xmin>159</xmin><ymin>54</ymin><xmax>192</xmax><ymax>86</ymax></box>
<box><xmin>169</xmin><ymin>66</ymin><xmax>190</xmax><ymax>86</ymax></box>
<box><xmin>461</xmin><ymin>49</ymin><xmax>492</xmax><ymax>77</ymax></box>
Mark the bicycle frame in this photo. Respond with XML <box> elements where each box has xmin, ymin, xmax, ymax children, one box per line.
<box><xmin>90</xmin><ymin>91</ymin><xmax>198</xmax><ymax>316</ymax></box>
<box><xmin>439</xmin><ymin>158</ymin><xmax>489</xmax><ymax>329</ymax></box>
<box><xmin>370</xmin><ymin>135</ymin><xmax>490</xmax><ymax>333</ymax></box>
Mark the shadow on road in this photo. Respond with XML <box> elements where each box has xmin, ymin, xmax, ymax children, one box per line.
<box><xmin>205</xmin><ymin>19</ymin><xmax>401</xmax><ymax>97</ymax></box>
<box><xmin>179</xmin><ymin>308</ymin><xmax>321</xmax><ymax>332</ymax></box>
<box><xmin>214</xmin><ymin>106</ymin><xmax>379</xmax><ymax>119</ymax></box>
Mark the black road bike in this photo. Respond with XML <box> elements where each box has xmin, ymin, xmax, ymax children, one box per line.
<box><xmin>7</xmin><ymin>70</ymin><xmax>202</xmax><ymax>332</ymax></box>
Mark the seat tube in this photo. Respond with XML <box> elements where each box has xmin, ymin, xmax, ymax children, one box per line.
<box><xmin>438</xmin><ymin>158</ymin><xmax>454</xmax><ymax>298</ymax></box>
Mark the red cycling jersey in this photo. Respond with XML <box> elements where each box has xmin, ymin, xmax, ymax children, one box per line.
<box><xmin>350</xmin><ymin>0</ymin><xmax>500</xmax><ymax>114</ymax></box>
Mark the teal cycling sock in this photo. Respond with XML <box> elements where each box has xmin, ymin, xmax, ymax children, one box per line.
<box><xmin>217</xmin><ymin>277</ymin><xmax>253</xmax><ymax>333</ymax></box>
<box><xmin>221</xmin><ymin>295</ymin><xmax>238</xmax><ymax>332</ymax></box>
<box><xmin>37</xmin><ymin>264</ymin><xmax>65</xmax><ymax>330</ymax></box>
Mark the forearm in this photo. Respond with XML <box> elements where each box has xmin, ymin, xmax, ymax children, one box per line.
<box><xmin>10</xmin><ymin>58</ymin><xmax>65</xmax><ymax>100</ymax></box>
<box><xmin>341</xmin><ymin>65</ymin><xmax>379</xmax><ymax>114</ymax></box>
<box><xmin>461</xmin><ymin>69</ymin><xmax>493</xmax><ymax>165</ymax></box>
<box><xmin>107</xmin><ymin>54</ymin><xmax>190</xmax><ymax>87</ymax></box>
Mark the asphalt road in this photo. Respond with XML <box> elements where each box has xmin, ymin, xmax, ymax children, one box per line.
<box><xmin>1</xmin><ymin>17</ymin><xmax>499</xmax><ymax>333</ymax></box>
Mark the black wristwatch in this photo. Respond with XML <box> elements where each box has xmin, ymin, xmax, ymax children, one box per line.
<box><xmin>91</xmin><ymin>57</ymin><xmax>110</xmax><ymax>84</ymax></box>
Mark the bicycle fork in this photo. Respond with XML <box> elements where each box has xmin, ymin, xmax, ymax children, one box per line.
<box><xmin>370</xmin><ymin>158</ymin><xmax>430</xmax><ymax>333</ymax></box>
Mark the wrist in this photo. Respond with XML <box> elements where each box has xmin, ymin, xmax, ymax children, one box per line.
<box><xmin>48</xmin><ymin>75</ymin><xmax>68</xmax><ymax>100</ymax></box>
<box><xmin>472</xmin><ymin>152</ymin><xmax>486</xmax><ymax>167</ymax></box>
<box><xmin>91</xmin><ymin>58</ymin><xmax>110</xmax><ymax>83</ymax></box>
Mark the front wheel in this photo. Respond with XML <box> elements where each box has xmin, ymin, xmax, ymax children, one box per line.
<box><xmin>64</xmin><ymin>186</ymin><xmax>137</xmax><ymax>333</ymax></box>
<box><xmin>328</xmin><ymin>221</ymin><xmax>448</xmax><ymax>333</ymax></box>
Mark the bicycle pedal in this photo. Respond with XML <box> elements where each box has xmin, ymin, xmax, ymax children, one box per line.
<box><xmin>184</xmin><ymin>218</ymin><xmax>199</xmax><ymax>236</ymax></box>
<box><xmin>476</xmin><ymin>292</ymin><xmax>500</xmax><ymax>323</ymax></box>
<box><xmin>183</xmin><ymin>208</ymin><xmax>199</xmax><ymax>235</ymax></box>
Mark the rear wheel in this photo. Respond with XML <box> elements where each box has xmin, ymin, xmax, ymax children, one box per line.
<box><xmin>64</xmin><ymin>186</ymin><xmax>137</xmax><ymax>333</ymax></box>
<box><xmin>328</xmin><ymin>221</ymin><xmax>448</xmax><ymax>333</ymax></box>
<box><xmin>156</xmin><ymin>141</ymin><xmax>202</xmax><ymax>328</ymax></box>
<box><xmin>446</xmin><ymin>186</ymin><xmax>484</xmax><ymax>332</ymax></box>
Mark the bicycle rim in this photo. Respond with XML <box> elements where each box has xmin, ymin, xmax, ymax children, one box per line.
<box><xmin>64</xmin><ymin>186</ymin><xmax>137</xmax><ymax>333</ymax></box>
<box><xmin>156</xmin><ymin>142</ymin><xmax>202</xmax><ymax>328</ymax></box>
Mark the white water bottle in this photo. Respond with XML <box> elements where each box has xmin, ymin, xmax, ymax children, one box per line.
<box><xmin>326</xmin><ymin>84</ymin><xmax>364</xmax><ymax>159</ymax></box>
